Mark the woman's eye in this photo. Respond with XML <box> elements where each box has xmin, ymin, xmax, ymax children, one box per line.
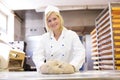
<box><xmin>48</xmin><ymin>20</ymin><xmax>51</xmax><ymax>23</ymax></box>
<box><xmin>53</xmin><ymin>18</ymin><xmax>56</xmax><ymax>21</ymax></box>
<box><xmin>47</xmin><ymin>17</ymin><xmax>56</xmax><ymax>23</ymax></box>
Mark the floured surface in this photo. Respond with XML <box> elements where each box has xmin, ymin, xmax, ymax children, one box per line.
<box><xmin>0</xmin><ymin>71</ymin><xmax>120</xmax><ymax>80</ymax></box>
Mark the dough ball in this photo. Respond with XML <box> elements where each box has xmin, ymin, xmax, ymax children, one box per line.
<box><xmin>60</xmin><ymin>62</ymin><xmax>74</xmax><ymax>74</ymax></box>
<box><xmin>40</xmin><ymin>60</ymin><xmax>75</xmax><ymax>74</ymax></box>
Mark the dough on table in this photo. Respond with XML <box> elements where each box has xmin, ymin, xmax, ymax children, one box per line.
<box><xmin>40</xmin><ymin>60</ymin><xmax>75</xmax><ymax>74</ymax></box>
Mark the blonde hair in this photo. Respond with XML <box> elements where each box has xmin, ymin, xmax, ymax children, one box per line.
<box><xmin>45</xmin><ymin>11</ymin><xmax>64</xmax><ymax>32</ymax></box>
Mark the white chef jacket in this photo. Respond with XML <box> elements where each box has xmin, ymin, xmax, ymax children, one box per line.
<box><xmin>33</xmin><ymin>28</ymin><xmax>85</xmax><ymax>72</ymax></box>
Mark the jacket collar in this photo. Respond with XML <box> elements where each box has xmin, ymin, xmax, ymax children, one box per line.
<box><xmin>49</xmin><ymin>27</ymin><xmax>67</xmax><ymax>40</ymax></box>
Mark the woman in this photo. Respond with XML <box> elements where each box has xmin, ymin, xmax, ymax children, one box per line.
<box><xmin>33</xmin><ymin>5</ymin><xmax>85</xmax><ymax>74</ymax></box>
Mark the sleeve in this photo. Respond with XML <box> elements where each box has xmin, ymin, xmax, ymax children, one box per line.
<box><xmin>69</xmin><ymin>32</ymin><xmax>85</xmax><ymax>72</ymax></box>
<box><xmin>32</xmin><ymin>36</ymin><xmax>45</xmax><ymax>72</ymax></box>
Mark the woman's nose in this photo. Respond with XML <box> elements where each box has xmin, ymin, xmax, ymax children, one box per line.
<box><xmin>51</xmin><ymin>20</ymin><xmax>55</xmax><ymax>24</ymax></box>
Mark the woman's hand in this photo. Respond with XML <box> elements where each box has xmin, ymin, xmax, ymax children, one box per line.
<box><xmin>40</xmin><ymin>60</ymin><xmax>75</xmax><ymax>74</ymax></box>
<box><xmin>40</xmin><ymin>60</ymin><xmax>63</xmax><ymax>74</ymax></box>
<box><xmin>59</xmin><ymin>62</ymin><xmax>75</xmax><ymax>74</ymax></box>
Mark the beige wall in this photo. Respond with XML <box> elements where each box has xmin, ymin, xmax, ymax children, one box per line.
<box><xmin>21</xmin><ymin>10</ymin><xmax>101</xmax><ymax>39</ymax></box>
<box><xmin>61</xmin><ymin>10</ymin><xmax>101</xmax><ymax>27</ymax></box>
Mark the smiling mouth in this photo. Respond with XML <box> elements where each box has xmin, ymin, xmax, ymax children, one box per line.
<box><xmin>52</xmin><ymin>24</ymin><xmax>58</xmax><ymax>28</ymax></box>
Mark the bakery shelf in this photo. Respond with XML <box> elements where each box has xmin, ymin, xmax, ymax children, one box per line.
<box><xmin>91</xmin><ymin>3</ymin><xmax>120</xmax><ymax>70</ymax></box>
<box><xmin>99</xmin><ymin>55</ymin><xmax>113</xmax><ymax>59</ymax></box>
<box><xmin>96</xmin><ymin>15</ymin><xmax>110</xmax><ymax>29</ymax></box>
<box><xmin>115</xmin><ymin>48</ymin><xmax>120</xmax><ymax>52</ymax></box>
<box><xmin>98</xmin><ymin>33</ymin><xmax>111</xmax><ymax>42</ymax></box>
<box><xmin>90</xmin><ymin>29</ymin><xmax>96</xmax><ymax>35</ymax></box>
<box><xmin>112</xmin><ymin>7</ymin><xmax>120</xmax><ymax>10</ymax></box>
<box><xmin>115</xmin><ymin>66</ymin><xmax>120</xmax><ymax>70</ymax></box>
<box><xmin>99</xmin><ymin>60</ymin><xmax>113</xmax><ymax>65</ymax></box>
<box><xmin>91</xmin><ymin>39</ymin><xmax>97</xmax><ymax>44</ymax></box>
<box><xmin>98</xmin><ymin>38</ymin><xmax>111</xmax><ymax>46</ymax></box>
<box><xmin>112</xmin><ymin>14</ymin><xmax>120</xmax><ymax>18</ymax></box>
<box><xmin>114</xmin><ymin>36</ymin><xmax>120</xmax><ymax>40</ymax></box>
<box><xmin>91</xmin><ymin>52</ymin><xmax>99</xmax><ymax>56</ymax></box>
<box><xmin>115</xmin><ymin>54</ymin><xmax>120</xmax><ymax>59</ymax></box>
<box><xmin>96</xmin><ymin>10</ymin><xmax>109</xmax><ymax>25</ymax></box>
<box><xmin>91</xmin><ymin>35</ymin><xmax>96</xmax><ymax>39</ymax></box>
<box><xmin>97</xmin><ymin>21</ymin><xmax>110</xmax><ymax>33</ymax></box>
<box><xmin>93</xmin><ymin>66</ymin><xmax>99</xmax><ymax>69</ymax></box>
<box><xmin>99</xmin><ymin>65</ymin><xmax>114</xmax><ymax>70</ymax></box>
<box><xmin>91</xmin><ymin>57</ymin><xmax>99</xmax><ymax>60</ymax></box>
<box><xmin>97</xmin><ymin>27</ymin><xmax>110</xmax><ymax>38</ymax></box>
<box><xmin>98</xmin><ymin>44</ymin><xmax>112</xmax><ymax>50</ymax></box>
<box><xmin>114</xmin><ymin>42</ymin><xmax>120</xmax><ymax>46</ymax></box>
<box><xmin>113</xmin><ymin>30</ymin><xmax>120</xmax><ymax>34</ymax></box>
<box><xmin>115</xmin><ymin>60</ymin><xmax>120</xmax><ymax>64</ymax></box>
<box><xmin>91</xmin><ymin>48</ymin><xmax>97</xmax><ymax>52</ymax></box>
<box><xmin>112</xmin><ymin>19</ymin><xmax>120</xmax><ymax>23</ymax></box>
<box><xmin>100</xmin><ymin>50</ymin><xmax>112</xmax><ymax>55</ymax></box>
<box><xmin>91</xmin><ymin>43</ymin><xmax>97</xmax><ymax>48</ymax></box>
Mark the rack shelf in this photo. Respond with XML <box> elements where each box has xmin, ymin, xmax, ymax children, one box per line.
<box><xmin>91</xmin><ymin>3</ymin><xmax>120</xmax><ymax>70</ymax></box>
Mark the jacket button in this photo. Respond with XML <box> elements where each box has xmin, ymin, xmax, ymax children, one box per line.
<box><xmin>50</xmin><ymin>37</ymin><xmax>52</xmax><ymax>40</ymax></box>
<box><xmin>62</xmin><ymin>44</ymin><xmax>64</xmax><ymax>46</ymax></box>
<box><xmin>51</xmin><ymin>46</ymin><xmax>53</xmax><ymax>48</ymax></box>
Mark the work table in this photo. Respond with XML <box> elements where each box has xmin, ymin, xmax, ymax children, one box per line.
<box><xmin>0</xmin><ymin>70</ymin><xmax>120</xmax><ymax>80</ymax></box>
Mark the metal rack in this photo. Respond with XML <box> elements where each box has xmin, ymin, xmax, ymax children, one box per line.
<box><xmin>91</xmin><ymin>29</ymin><xmax>99</xmax><ymax>70</ymax></box>
<box><xmin>91</xmin><ymin>3</ymin><xmax>120</xmax><ymax>70</ymax></box>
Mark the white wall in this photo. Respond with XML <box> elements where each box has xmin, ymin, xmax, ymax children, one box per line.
<box><xmin>25</xmin><ymin>10</ymin><xmax>45</xmax><ymax>37</ymax></box>
<box><xmin>84</xmin><ymin>35</ymin><xmax>93</xmax><ymax>70</ymax></box>
<box><xmin>0</xmin><ymin>2</ymin><xmax>14</xmax><ymax>41</ymax></box>
<box><xmin>14</xmin><ymin>16</ymin><xmax>22</xmax><ymax>41</ymax></box>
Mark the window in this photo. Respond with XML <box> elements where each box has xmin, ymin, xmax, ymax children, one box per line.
<box><xmin>0</xmin><ymin>11</ymin><xmax>7</xmax><ymax>33</ymax></box>
<box><xmin>0</xmin><ymin>11</ymin><xmax>8</xmax><ymax>42</ymax></box>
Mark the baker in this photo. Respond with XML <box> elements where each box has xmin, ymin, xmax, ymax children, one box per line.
<box><xmin>32</xmin><ymin>5</ymin><xmax>85</xmax><ymax>74</ymax></box>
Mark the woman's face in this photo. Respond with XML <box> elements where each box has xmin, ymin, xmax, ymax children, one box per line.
<box><xmin>47</xmin><ymin>12</ymin><xmax>61</xmax><ymax>32</ymax></box>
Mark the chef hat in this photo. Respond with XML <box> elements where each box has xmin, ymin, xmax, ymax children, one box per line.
<box><xmin>45</xmin><ymin>5</ymin><xmax>60</xmax><ymax>15</ymax></box>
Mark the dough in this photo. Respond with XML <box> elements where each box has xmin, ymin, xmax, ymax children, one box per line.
<box><xmin>40</xmin><ymin>60</ymin><xmax>75</xmax><ymax>74</ymax></box>
<box><xmin>61</xmin><ymin>62</ymin><xmax>75</xmax><ymax>74</ymax></box>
